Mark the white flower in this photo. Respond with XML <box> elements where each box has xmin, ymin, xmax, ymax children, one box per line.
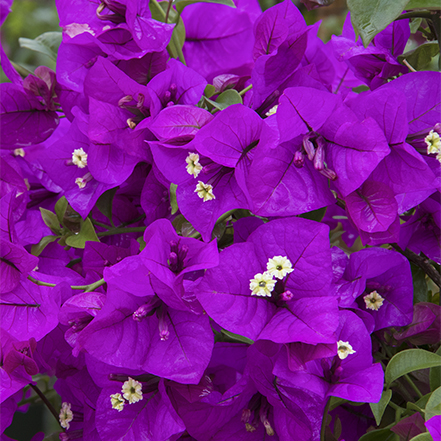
<box><xmin>195</xmin><ymin>181</ymin><xmax>215</xmax><ymax>201</ymax></box>
<box><xmin>121</xmin><ymin>377</ymin><xmax>143</xmax><ymax>404</ymax></box>
<box><xmin>363</xmin><ymin>290</ymin><xmax>384</xmax><ymax>311</ymax></box>
<box><xmin>425</xmin><ymin>130</ymin><xmax>441</xmax><ymax>155</ymax></box>
<box><xmin>75</xmin><ymin>177</ymin><xmax>87</xmax><ymax>189</ymax></box>
<box><xmin>266</xmin><ymin>256</ymin><xmax>293</xmax><ymax>279</ymax></box>
<box><xmin>71</xmin><ymin>148</ymin><xmax>88</xmax><ymax>168</ymax></box>
<box><xmin>337</xmin><ymin>341</ymin><xmax>356</xmax><ymax>360</ymax></box>
<box><xmin>59</xmin><ymin>402</ymin><xmax>74</xmax><ymax>429</ymax></box>
<box><xmin>265</xmin><ymin>104</ymin><xmax>278</xmax><ymax>116</ymax></box>
<box><xmin>13</xmin><ymin>148</ymin><xmax>25</xmax><ymax>157</ymax></box>
<box><xmin>110</xmin><ymin>393</ymin><xmax>125</xmax><ymax>412</ymax></box>
<box><xmin>186</xmin><ymin>152</ymin><xmax>203</xmax><ymax>178</ymax></box>
<box><xmin>249</xmin><ymin>272</ymin><xmax>276</xmax><ymax>297</ymax></box>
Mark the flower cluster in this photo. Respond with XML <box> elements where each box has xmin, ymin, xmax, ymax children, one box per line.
<box><xmin>1</xmin><ymin>0</ymin><xmax>440</xmax><ymax>440</ymax></box>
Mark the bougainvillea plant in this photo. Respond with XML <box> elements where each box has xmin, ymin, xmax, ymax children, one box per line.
<box><xmin>1</xmin><ymin>0</ymin><xmax>440</xmax><ymax>440</ymax></box>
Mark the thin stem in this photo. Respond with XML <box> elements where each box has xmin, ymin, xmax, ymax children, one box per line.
<box><xmin>238</xmin><ymin>84</ymin><xmax>253</xmax><ymax>96</ymax></box>
<box><xmin>165</xmin><ymin>0</ymin><xmax>173</xmax><ymax>23</ymax></box>
<box><xmin>71</xmin><ymin>278</ymin><xmax>106</xmax><ymax>292</ymax></box>
<box><xmin>18</xmin><ymin>389</ymin><xmax>57</xmax><ymax>408</ymax></box>
<box><xmin>390</xmin><ymin>244</ymin><xmax>441</xmax><ymax>288</ymax></box>
<box><xmin>402</xmin><ymin>59</ymin><xmax>417</xmax><ymax>72</ymax></box>
<box><xmin>30</xmin><ymin>384</ymin><xmax>60</xmax><ymax>424</ymax></box>
<box><xmin>320</xmin><ymin>397</ymin><xmax>331</xmax><ymax>441</ymax></box>
<box><xmin>91</xmin><ymin>219</ymin><xmax>112</xmax><ymax>229</ymax></box>
<box><xmin>388</xmin><ymin>400</ymin><xmax>405</xmax><ymax>412</ymax></box>
<box><xmin>27</xmin><ymin>275</ymin><xmax>56</xmax><ymax>287</ymax></box>
<box><xmin>404</xmin><ymin>374</ymin><xmax>424</xmax><ymax>399</ymax></box>
<box><xmin>116</xmin><ymin>214</ymin><xmax>146</xmax><ymax>228</ymax></box>
<box><xmin>97</xmin><ymin>226</ymin><xmax>146</xmax><ymax>237</ymax></box>
<box><xmin>334</xmin><ymin>67</ymin><xmax>349</xmax><ymax>94</ymax></box>
<box><xmin>395</xmin><ymin>11</ymin><xmax>432</xmax><ymax>20</ymax></box>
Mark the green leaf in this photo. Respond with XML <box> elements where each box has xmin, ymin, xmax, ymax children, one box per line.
<box><xmin>370</xmin><ymin>389</ymin><xmax>392</xmax><ymax>426</ymax></box>
<box><xmin>31</xmin><ymin>235</ymin><xmax>58</xmax><ymax>257</ymax></box>
<box><xmin>409</xmin><ymin>434</ymin><xmax>434</xmax><ymax>441</ymax></box>
<box><xmin>54</xmin><ymin>196</ymin><xmax>68</xmax><ymax>224</ymax></box>
<box><xmin>385</xmin><ymin>349</ymin><xmax>441</xmax><ymax>387</ymax></box>
<box><xmin>406</xmin><ymin>0</ymin><xmax>441</xmax><ymax>9</ymax></box>
<box><xmin>410</xmin><ymin>263</ymin><xmax>429</xmax><ymax>303</ymax></box>
<box><xmin>215</xmin><ymin>89</ymin><xmax>243</xmax><ymax>109</ymax></box>
<box><xmin>137</xmin><ymin>236</ymin><xmax>146</xmax><ymax>252</ymax></box>
<box><xmin>174</xmin><ymin>0</ymin><xmax>235</xmax><ymax>14</ymax></box>
<box><xmin>410</xmin><ymin>17</ymin><xmax>423</xmax><ymax>33</ymax></box>
<box><xmin>299</xmin><ymin>207</ymin><xmax>327</xmax><ymax>222</ymax></box>
<box><xmin>430</xmin><ymin>346</ymin><xmax>441</xmax><ymax>391</ymax></box>
<box><xmin>415</xmin><ymin>393</ymin><xmax>432</xmax><ymax>409</ymax></box>
<box><xmin>170</xmin><ymin>183</ymin><xmax>179</xmax><ymax>215</ymax></box>
<box><xmin>347</xmin><ymin>0</ymin><xmax>410</xmax><ymax>46</ymax></box>
<box><xmin>358</xmin><ymin>428</ymin><xmax>395</xmax><ymax>441</ymax></box>
<box><xmin>18</xmin><ymin>31</ymin><xmax>62</xmax><ymax>61</ymax></box>
<box><xmin>220</xmin><ymin>329</ymin><xmax>254</xmax><ymax>344</ymax></box>
<box><xmin>425</xmin><ymin>386</ymin><xmax>441</xmax><ymax>421</ymax></box>
<box><xmin>204</xmin><ymin>84</ymin><xmax>216</xmax><ymax>98</ymax></box>
<box><xmin>39</xmin><ymin>208</ymin><xmax>61</xmax><ymax>234</ymax></box>
<box><xmin>399</xmin><ymin>42</ymin><xmax>439</xmax><ymax>71</ymax></box>
<box><xmin>95</xmin><ymin>187</ymin><xmax>118</xmax><ymax>226</ymax></box>
<box><xmin>65</xmin><ymin>218</ymin><xmax>99</xmax><ymax>249</ymax></box>
<box><xmin>150</xmin><ymin>0</ymin><xmax>186</xmax><ymax>61</ymax></box>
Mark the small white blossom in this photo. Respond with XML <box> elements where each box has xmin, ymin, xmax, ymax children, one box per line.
<box><xmin>72</xmin><ymin>148</ymin><xmax>88</xmax><ymax>168</ymax></box>
<box><xmin>249</xmin><ymin>272</ymin><xmax>276</xmax><ymax>297</ymax></box>
<box><xmin>425</xmin><ymin>130</ymin><xmax>441</xmax><ymax>155</ymax></box>
<box><xmin>265</xmin><ymin>104</ymin><xmax>278</xmax><ymax>116</ymax></box>
<box><xmin>110</xmin><ymin>393</ymin><xmax>125</xmax><ymax>412</ymax></box>
<box><xmin>59</xmin><ymin>402</ymin><xmax>74</xmax><ymax>429</ymax></box>
<box><xmin>186</xmin><ymin>152</ymin><xmax>203</xmax><ymax>178</ymax></box>
<box><xmin>337</xmin><ymin>341</ymin><xmax>356</xmax><ymax>360</ymax></box>
<box><xmin>195</xmin><ymin>181</ymin><xmax>215</xmax><ymax>201</ymax></box>
<box><xmin>363</xmin><ymin>290</ymin><xmax>384</xmax><ymax>311</ymax></box>
<box><xmin>122</xmin><ymin>377</ymin><xmax>143</xmax><ymax>404</ymax></box>
<box><xmin>75</xmin><ymin>177</ymin><xmax>87</xmax><ymax>189</ymax></box>
<box><xmin>266</xmin><ymin>256</ymin><xmax>294</xmax><ymax>279</ymax></box>
<box><xmin>13</xmin><ymin>148</ymin><xmax>25</xmax><ymax>157</ymax></box>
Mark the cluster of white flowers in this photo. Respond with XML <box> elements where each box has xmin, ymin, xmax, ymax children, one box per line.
<box><xmin>184</xmin><ymin>152</ymin><xmax>216</xmax><ymax>202</ymax></box>
<box><xmin>110</xmin><ymin>377</ymin><xmax>143</xmax><ymax>412</ymax></box>
<box><xmin>249</xmin><ymin>256</ymin><xmax>293</xmax><ymax>296</ymax></box>
<box><xmin>425</xmin><ymin>130</ymin><xmax>441</xmax><ymax>163</ymax></box>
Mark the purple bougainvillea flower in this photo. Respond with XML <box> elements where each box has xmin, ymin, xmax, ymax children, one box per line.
<box><xmin>0</xmin><ymin>83</ymin><xmax>59</xmax><ymax>149</ymax></box>
<box><xmin>338</xmin><ymin>248</ymin><xmax>413</xmax><ymax>331</ymax></box>
<box><xmin>275</xmin><ymin>86</ymin><xmax>390</xmax><ymax>198</ymax></box>
<box><xmin>250</xmin><ymin>0</ymin><xmax>308</xmax><ymax>110</ymax></box>
<box><xmin>181</xmin><ymin>0</ymin><xmax>259</xmax><ymax>82</ymax></box>
<box><xmin>394</xmin><ymin>303</ymin><xmax>441</xmax><ymax>345</ymax></box>
<box><xmin>198</xmin><ymin>217</ymin><xmax>338</xmax><ymax>342</ymax></box>
<box><xmin>139</xmin><ymin>219</ymin><xmax>219</xmax><ymax>311</ymax></box>
<box><xmin>0</xmin><ymin>278</ymin><xmax>61</xmax><ymax>341</ymax></box>
<box><xmin>274</xmin><ymin>310</ymin><xmax>384</xmax><ymax>403</ymax></box>
<box><xmin>147</xmin><ymin>59</ymin><xmax>207</xmax><ymax>118</ymax></box>
<box><xmin>78</xmin><ymin>285</ymin><xmax>214</xmax><ymax>383</ymax></box>
<box><xmin>95</xmin><ymin>378</ymin><xmax>185</xmax><ymax>441</ymax></box>
<box><xmin>399</xmin><ymin>194</ymin><xmax>441</xmax><ymax>265</ymax></box>
<box><xmin>425</xmin><ymin>415</ymin><xmax>441</xmax><ymax>440</ymax></box>
<box><xmin>331</xmin><ymin>14</ymin><xmax>408</xmax><ymax>89</ymax></box>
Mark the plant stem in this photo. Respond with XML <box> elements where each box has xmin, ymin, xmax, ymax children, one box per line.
<box><xmin>390</xmin><ymin>244</ymin><xmax>441</xmax><ymax>288</ymax></box>
<box><xmin>30</xmin><ymin>384</ymin><xmax>60</xmax><ymax>424</ymax></box>
<box><xmin>320</xmin><ymin>397</ymin><xmax>331</xmax><ymax>441</ymax></box>
<box><xmin>395</xmin><ymin>11</ymin><xmax>432</xmax><ymax>20</ymax></box>
<box><xmin>97</xmin><ymin>227</ymin><xmax>146</xmax><ymax>237</ymax></box>
<box><xmin>404</xmin><ymin>374</ymin><xmax>424</xmax><ymax>399</ymax></box>
<box><xmin>28</xmin><ymin>275</ymin><xmax>106</xmax><ymax>292</ymax></box>
<box><xmin>165</xmin><ymin>0</ymin><xmax>173</xmax><ymax>23</ymax></box>
<box><xmin>239</xmin><ymin>84</ymin><xmax>253</xmax><ymax>96</ymax></box>
<box><xmin>27</xmin><ymin>276</ymin><xmax>56</xmax><ymax>287</ymax></box>
<box><xmin>91</xmin><ymin>219</ymin><xmax>112</xmax><ymax>229</ymax></box>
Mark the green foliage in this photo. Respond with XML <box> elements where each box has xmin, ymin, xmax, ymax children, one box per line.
<box><xmin>370</xmin><ymin>389</ymin><xmax>392</xmax><ymax>426</ymax></box>
<box><xmin>31</xmin><ymin>235</ymin><xmax>58</xmax><ymax>257</ymax></box>
<box><xmin>347</xmin><ymin>0</ymin><xmax>410</xmax><ymax>46</ymax></box>
<box><xmin>220</xmin><ymin>329</ymin><xmax>254</xmax><ymax>344</ymax></box>
<box><xmin>399</xmin><ymin>43</ymin><xmax>440</xmax><ymax>72</ymax></box>
<box><xmin>406</xmin><ymin>0</ymin><xmax>441</xmax><ymax>9</ymax></box>
<box><xmin>425</xmin><ymin>387</ymin><xmax>441</xmax><ymax>421</ymax></box>
<box><xmin>204</xmin><ymin>89</ymin><xmax>243</xmax><ymax>111</ymax></box>
<box><xmin>96</xmin><ymin>187</ymin><xmax>118</xmax><ymax>226</ymax></box>
<box><xmin>39</xmin><ymin>208</ymin><xmax>61</xmax><ymax>235</ymax></box>
<box><xmin>299</xmin><ymin>207</ymin><xmax>327</xmax><ymax>222</ymax></box>
<box><xmin>429</xmin><ymin>346</ymin><xmax>441</xmax><ymax>391</ymax></box>
<box><xmin>65</xmin><ymin>218</ymin><xmax>100</xmax><ymax>249</ymax></box>
<box><xmin>170</xmin><ymin>183</ymin><xmax>179</xmax><ymax>215</ymax></box>
<box><xmin>19</xmin><ymin>32</ymin><xmax>62</xmax><ymax>61</ymax></box>
<box><xmin>411</xmin><ymin>263</ymin><xmax>429</xmax><ymax>303</ymax></box>
<box><xmin>358</xmin><ymin>428</ymin><xmax>395</xmax><ymax>441</ymax></box>
<box><xmin>385</xmin><ymin>349</ymin><xmax>441</xmax><ymax>387</ymax></box>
